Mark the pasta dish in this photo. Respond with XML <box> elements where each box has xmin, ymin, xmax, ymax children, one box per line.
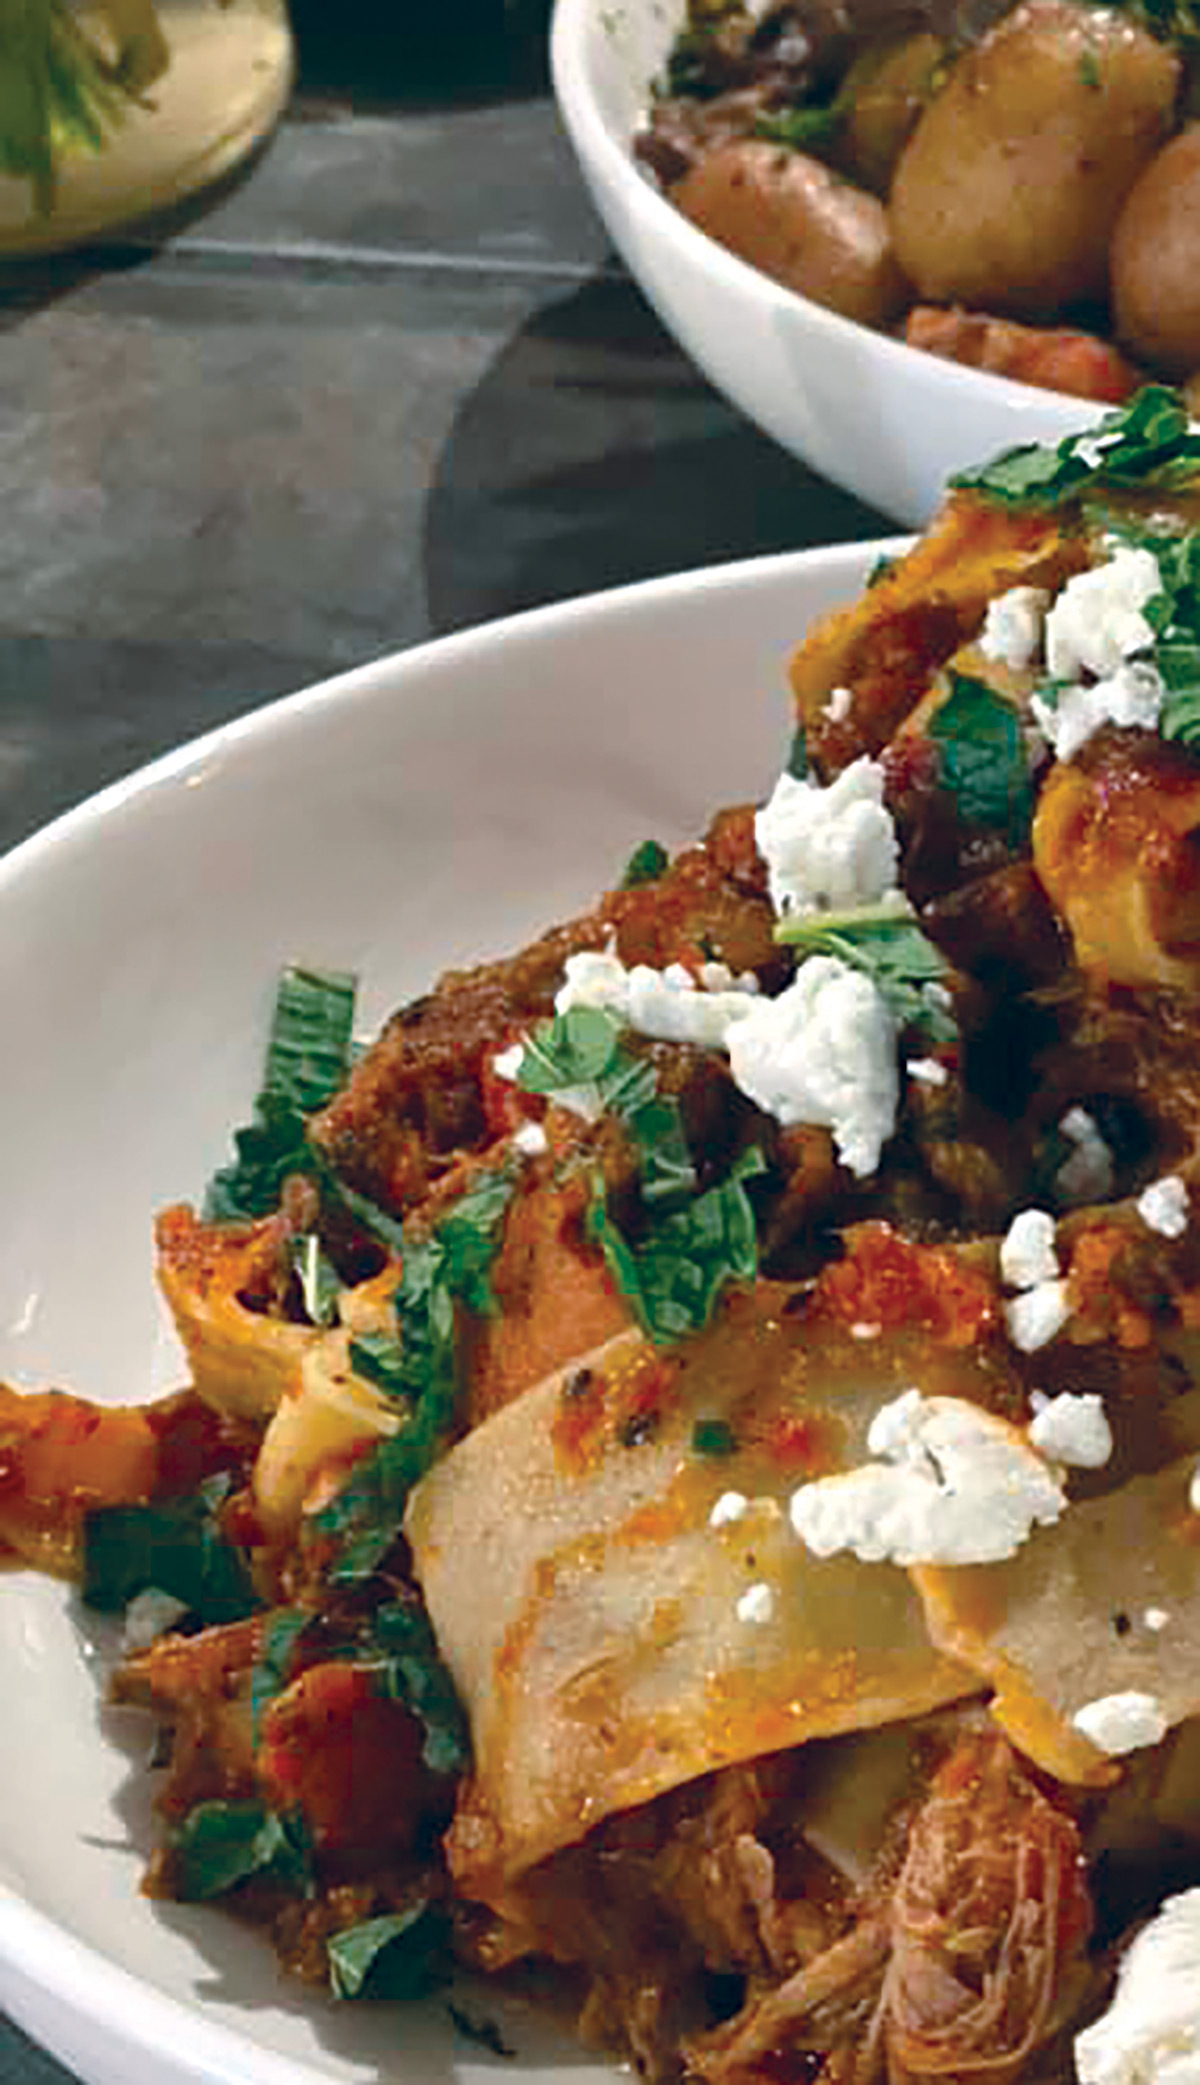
<box><xmin>8</xmin><ymin>386</ymin><xmax>1200</xmax><ymax>2083</ymax></box>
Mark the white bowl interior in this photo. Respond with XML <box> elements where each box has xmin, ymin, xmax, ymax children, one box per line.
<box><xmin>0</xmin><ymin>541</ymin><xmax>896</xmax><ymax>2085</ymax></box>
<box><xmin>551</xmin><ymin>0</ymin><xmax>1110</xmax><ymax>524</ymax></box>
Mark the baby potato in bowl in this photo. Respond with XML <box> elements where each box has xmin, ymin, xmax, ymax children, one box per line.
<box><xmin>553</xmin><ymin>0</ymin><xmax>1198</xmax><ymax>519</ymax></box>
<box><xmin>626</xmin><ymin>0</ymin><xmax>1200</xmax><ymax>411</ymax></box>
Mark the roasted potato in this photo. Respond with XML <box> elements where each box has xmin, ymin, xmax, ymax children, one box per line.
<box><xmin>669</xmin><ymin>139</ymin><xmax>910</xmax><ymax>326</ymax></box>
<box><xmin>888</xmin><ymin>0</ymin><xmax>1180</xmax><ymax>319</ymax></box>
<box><xmin>1111</xmin><ymin>125</ymin><xmax>1200</xmax><ymax>378</ymax></box>
<box><xmin>835</xmin><ymin>29</ymin><xmax>948</xmax><ymax>197</ymax></box>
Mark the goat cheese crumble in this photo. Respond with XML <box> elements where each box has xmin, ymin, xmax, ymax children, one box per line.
<box><xmin>1138</xmin><ymin>1174</ymin><xmax>1190</xmax><ymax>1240</ymax></box>
<box><xmin>979</xmin><ymin>585</ymin><xmax>1050</xmax><ymax>672</ymax></box>
<box><xmin>1072</xmin><ymin>1691</ymin><xmax>1169</xmax><ymax>1757</ymax></box>
<box><xmin>788</xmin><ymin>1389</ymin><xmax>1066</xmax><ymax>1567</ymax></box>
<box><xmin>999</xmin><ymin>1208</ymin><xmax>1071</xmax><ymax>1352</ymax></box>
<box><xmin>1000</xmin><ymin>1208</ymin><xmax>1059</xmax><ymax>1289</ymax></box>
<box><xmin>727</xmin><ymin>956</ymin><xmax>898</xmax><ymax>1177</ymax></box>
<box><xmin>754</xmin><ymin>758</ymin><xmax>899</xmax><ymax>919</ymax></box>
<box><xmin>1029</xmin><ymin>546</ymin><xmax>1166</xmax><ymax>763</ymax></box>
<box><xmin>1075</xmin><ymin>1886</ymin><xmax>1200</xmax><ymax>2085</ymax></box>
<box><xmin>1044</xmin><ymin>545</ymin><xmax>1162</xmax><ymax>684</ymax></box>
<box><xmin>1027</xmin><ymin>1391</ymin><xmax>1113</xmax><ymax>1469</ymax></box>
<box><xmin>1032</xmin><ymin>662</ymin><xmax>1165</xmax><ymax>766</ymax></box>
<box><xmin>555</xmin><ymin>949</ymin><xmax>759</xmax><ymax>1050</ymax></box>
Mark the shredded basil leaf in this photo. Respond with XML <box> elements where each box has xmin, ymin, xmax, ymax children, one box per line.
<box><xmin>621</xmin><ymin>838</ymin><xmax>669</xmax><ymax>887</ymax></box>
<box><xmin>347</xmin><ymin>1330</ymin><xmax>409</xmax><ymax>1398</ymax></box>
<box><xmin>950</xmin><ymin>385</ymin><xmax>1200</xmax><ymax>508</ymax></box>
<box><xmin>588</xmin><ymin>1144</ymin><xmax>765</xmax><ymax>1346</ymax></box>
<box><xmin>204</xmin><ymin>966</ymin><xmax>357</xmax><ymax>1220</ymax></box>
<box><xmin>786</xmin><ymin>725</ymin><xmax>808</xmax><ymax>779</ymax></box>
<box><xmin>361</xmin><ymin>1600</ymin><xmax>470</xmax><ymax>1777</ymax></box>
<box><xmin>250</xmin><ymin>1607</ymin><xmax>311</xmax><ymax>1740</ymax></box>
<box><xmin>82</xmin><ymin>1475</ymin><xmax>260</xmax><ymax>1624</ymax></box>
<box><xmin>172</xmin><ymin>1799</ymin><xmax>313</xmax><ymax>1901</ymax></box>
<box><xmin>928</xmin><ymin>672</ymin><xmax>1032</xmax><ymax>838</ymax></box>
<box><xmin>316</xmin><ymin>1170</ymin><xmax>514</xmax><ymax>1584</ymax></box>
<box><xmin>327</xmin><ymin>1903</ymin><xmax>451</xmax><ymax>2001</ymax></box>
<box><xmin>776</xmin><ymin>914</ymin><xmax>955</xmax><ymax>1043</ymax></box>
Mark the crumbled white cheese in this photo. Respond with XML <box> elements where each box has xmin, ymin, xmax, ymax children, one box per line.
<box><xmin>1072</xmin><ymin>1690</ymin><xmax>1169</xmax><ymax>1756</ymax></box>
<box><xmin>512</xmin><ymin>1120</ymin><xmax>548</xmax><ymax>1158</ymax></box>
<box><xmin>1138</xmin><ymin>1174</ymin><xmax>1190</xmax><ymax>1240</ymax></box>
<box><xmin>736</xmin><ymin>1581</ymin><xmax>775</xmax><ymax>1626</ymax></box>
<box><xmin>1190</xmin><ymin>1461</ymin><xmax>1200</xmax><ymax>1515</ymax></box>
<box><xmin>553</xmin><ymin>945</ymin><xmax>900</xmax><ymax>1176</ymax></box>
<box><xmin>1000</xmin><ymin>1208</ymin><xmax>1059</xmax><ymax>1290</ymax></box>
<box><xmin>754</xmin><ymin>758</ymin><xmax>899</xmax><ymax>919</ymax></box>
<box><xmin>698</xmin><ymin>959</ymin><xmax>759</xmax><ymax>995</ymax></box>
<box><xmin>822</xmin><ymin>685</ymin><xmax>853</xmax><ymax>723</ymax></box>
<box><xmin>727</xmin><ymin>956</ymin><xmax>898</xmax><ymax>1177</ymax></box>
<box><xmin>1144</xmin><ymin>1607</ymin><xmax>1171</xmax><ymax>1633</ymax></box>
<box><xmin>555</xmin><ymin>948</ymin><xmax>758</xmax><ymax>1051</ymax></box>
<box><xmin>851</xmin><ymin>1320</ymin><xmax>882</xmax><ymax>1340</ymax></box>
<box><xmin>1028</xmin><ymin>1391</ymin><xmax>1113</xmax><ymax>1469</ymax></box>
<box><xmin>1044</xmin><ymin>545</ymin><xmax>1163</xmax><ymax>684</ymax></box>
<box><xmin>709</xmin><ymin>1490</ymin><xmax>749</xmax><ymax>1528</ymax></box>
<box><xmin>1075</xmin><ymin>1886</ymin><xmax>1200</xmax><ymax>2085</ymax></box>
<box><xmin>1032</xmin><ymin>660</ymin><xmax>1165</xmax><ymax>765</ymax></box>
<box><xmin>1057</xmin><ymin>1106</ymin><xmax>1115</xmax><ymax>1204</ymax></box>
<box><xmin>979</xmin><ymin>585</ymin><xmax>1050</xmax><ymax>673</ymax></box>
<box><xmin>492</xmin><ymin>1042</ymin><xmax>525</xmax><ymax>1082</ymax></box>
<box><xmin>1005</xmin><ymin>1278</ymin><xmax>1073</xmax><ymax>1353</ymax></box>
<box><xmin>906</xmin><ymin>1056</ymin><xmax>948</xmax><ymax>1086</ymax></box>
<box><xmin>788</xmin><ymin>1389</ymin><xmax>1066</xmax><ymax>1568</ymax></box>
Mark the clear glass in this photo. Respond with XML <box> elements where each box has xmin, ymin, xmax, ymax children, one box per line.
<box><xmin>0</xmin><ymin>0</ymin><xmax>294</xmax><ymax>255</ymax></box>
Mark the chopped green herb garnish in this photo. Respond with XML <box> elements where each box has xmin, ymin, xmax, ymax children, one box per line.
<box><xmin>82</xmin><ymin>1475</ymin><xmax>260</xmax><ymax>1624</ymax></box>
<box><xmin>361</xmin><ymin>1600</ymin><xmax>470</xmax><ymax>1777</ymax></box>
<box><xmin>315</xmin><ymin>1170</ymin><xmax>514</xmax><ymax>1585</ymax></box>
<box><xmin>951</xmin><ymin>386</ymin><xmax>1200</xmax><ymax>508</ymax></box>
<box><xmin>250</xmin><ymin>1607</ymin><xmax>311</xmax><ymax>1740</ymax></box>
<box><xmin>204</xmin><ymin>966</ymin><xmax>357</xmax><ymax>1220</ymax></box>
<box><xmin>327</xmin><ymin>1903</ymin><xmax>451</xmax><ymax>2001</ymax></box>
<box><xmin>347</xmin><ymin>1329</ymin><xmax>409</xmax><ymax>1398</ymax></box>
<box><xmin>588</xmin><ymin>1144</ymin><xmax>765</xmax><ymax>1346</ymax></box>
<box><xmin>776</xmin><ymin>913</ymin><xmax>955</xmax><ymax>1042</ymax></box>
<box><xmin>621</xmin><ymin>838</ymin><xmax>669</xmax><ymax>887</ymax></box>
<box><xmin>786</xmin><ymin>725</ymin><xmax>808</xmax><ymax>779</ymax></box>
<box><xmin>754</xmin><ymin>97</ymin><xmax>843</xmax><ymax>149</ymax></box>
<box><xmin>172</xmin><ymin>1799</ymin><xmax>313</xmax><ymax>1901</ymax></box>
<box><xmin>692</xmin><ymin>1417</ymin><xmax>738</xmax><ymax>1456</ymax></box>
<box><xmin>928</xmin><ymin>672</ymin><xmax>1032</xmax><ymax>839</ymax></box>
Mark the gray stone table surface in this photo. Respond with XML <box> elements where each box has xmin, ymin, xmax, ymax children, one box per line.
<box><xmin>0</xmin><ymin>8</ymin><xmax>886</xmax><ymax>2079</ymax></box>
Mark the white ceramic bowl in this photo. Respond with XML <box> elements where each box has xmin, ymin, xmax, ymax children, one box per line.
<box><xmin>0</xmin><ymin>541</ymin><xmax>896</xmax><ymax>2085</ymax></box>
<box><xmin>551</xmin><ymin>0</ymin><xmax>1113</xmax><ymax>526</ymax></box>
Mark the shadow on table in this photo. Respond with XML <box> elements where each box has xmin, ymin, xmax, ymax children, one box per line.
<box><xmin>422</xmin><ymin>272</ymin><xmax>891</xmax><ymax>635</ymax></box>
